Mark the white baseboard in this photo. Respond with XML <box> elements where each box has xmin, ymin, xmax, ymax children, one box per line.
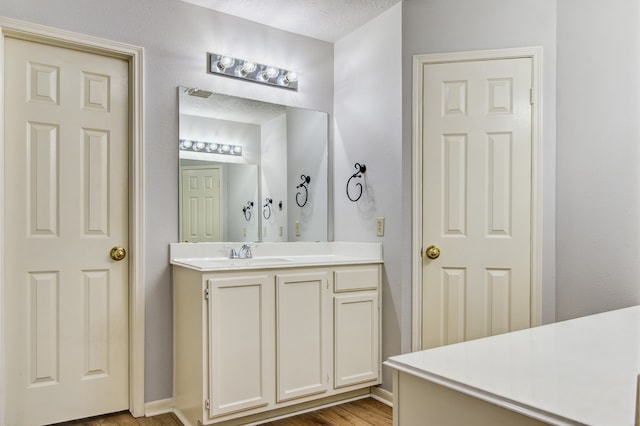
<box><xmin>144</xmin><ymin>398</ymin><xmax>174</xmax><ymax>417</ymax></box>
<box><xmin>370</xmin><ymin>386</ymin><xmax>393</xmax><ymax>407</ymax></box>
<box><xmin>143</xmin><ymin>388</ymin><xmax>392</xmax><ymax>420</ymax></box>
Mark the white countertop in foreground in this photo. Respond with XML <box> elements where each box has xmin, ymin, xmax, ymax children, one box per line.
<box><xmin>385</xmin><ymin>306</ymin><xmax>640</xmax><ymax>425</ymax></box>
<box><xmin>170</xmin><ymin>241</ymin><xmax>383</xmax><ymax>271</ymax></box>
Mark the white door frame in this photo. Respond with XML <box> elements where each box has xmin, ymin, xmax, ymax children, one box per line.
<box><xmin>0</xmin><ymin>17</ymin><xmax>145</xmax><ymax>419</ymax></box>
<box><xmin>411</xmin><ymin>47</ymin><xmax>543</xmax><ymax>351</ymax></box>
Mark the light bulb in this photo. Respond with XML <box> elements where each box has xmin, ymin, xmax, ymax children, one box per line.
<box><xmin>233</xmin><ymin>146</ymin><xmax>242</xmax><ymax>154</ymax></box>
<box><xmin>206</xmin><ymin>143</ymin><xmax>218</xmax><ymax>152</ymax></box>
<box><xmin>193</xmin><ymin>141</ymin><xmax>205</xmax><ymax>151</ymax></box>
<box><xmin>235</xmin><ymin>61</ymin><xmax>257</xmax><ymax>77</ymax></box>
<box><xmin>217</xmin><ymin>56</ymin><xmax>235</xmax><ymax>71</ymax></box>
<box><xmin>221</xmin><ymin>144</ymin><xmax>230</xmax><ymax>152</ymax></box>
<box><xmin>284</xmin><ymin>71</ymin><xmax>297</xmax><ymax>83</ymax></box>
<box><xmin>264</xmin><ymin>66</ymin><xmax>279</xmax><ymax>79</ymax></box>
<box><xmin>277</xmin><ymin>71</ymin><xmax>298</xmax><ymax>87</ymax></box>
<box><xmin>181</xmin><ymin>140</ymin><xmax>193</xmax><ymax>149</ymax></box>
<box><xmin>257</xmin><ymin>65</ymin><xmax>279</xmax><ymax>81</ymax></box>
<box><xmin>241</xmin><ymin>61</ymin><xmax>256</xmax><ymax>73</ymax></box>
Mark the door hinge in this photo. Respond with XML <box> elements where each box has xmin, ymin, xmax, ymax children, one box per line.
<box><xmin>205</xmin><ymin>398</ymin><xmax>210</xmax><ymax>410</ymax></box>
<box><xmin>204</xmin><ymin>288</ymin><xmax>210</xmax><ymax>300</ymax></box>
<box><xmin>530</xmin><ymin>88</ymin><xmax>534</xmax><ymax>105</ymax></box>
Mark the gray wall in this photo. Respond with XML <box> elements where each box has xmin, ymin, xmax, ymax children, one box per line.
<box><xmin>402</xmin><ymin>0</ymin><xmax>558</xmax><ymax>326</ymax></box>
<box><xmin>556</xmin><ymin>0</ymin><xmax>640</xmax><ymax>319</ymax></box>
<box><xmin>0</xmin><ymin>0</ymin><xmax>333</xmax><ymax>402</ymax></box>
<box><xmin>333</xmin><ymin>3</ymin><xmax>403</xmax><ymax>391</ymax></box>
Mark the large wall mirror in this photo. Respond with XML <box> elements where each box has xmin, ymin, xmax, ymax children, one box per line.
<box><xmin>178</xmin><ymin>87</ymin><xmax>328</xmax><ymax>243</ymax></box>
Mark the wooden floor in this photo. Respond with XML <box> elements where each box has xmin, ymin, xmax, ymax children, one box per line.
<box><xmin>51</xmin><ymin>398</ymin><xmax>391</xmax><ymax>426</ymax></box>
<box><xmin>52</xmin><ymin>411</ymin><xmax>181</xmax><ymax>425</ymax></box>
<box><xmin>259</xmin><ymin>398</ymin><xmax>392</xmax><ymax>426</ymax></box>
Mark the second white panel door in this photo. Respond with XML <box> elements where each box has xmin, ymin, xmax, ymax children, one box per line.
<box><xmin>421</xmin><ymin>57</ymin><xmax>533</xmax><ymax>349</ymax></box>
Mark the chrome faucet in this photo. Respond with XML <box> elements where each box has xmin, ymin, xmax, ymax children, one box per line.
<box><xmin>239</xmin><ymin>244</ymin><xmax>253</xmax><ymax>259</ymax></box>
<box><xmin>225</xmin><ymin>244</ymin><xmax>253</xmax><ymax>259</ymax></box>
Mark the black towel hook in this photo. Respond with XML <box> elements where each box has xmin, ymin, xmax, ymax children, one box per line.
<box><xmin>263</xmin><ymin>198</ymin><xmax>273</xmax><ymax>219</ymax></box>
<box><xmin>346</xmin><ymin>163</ymin><xmax>367</xmax><ymax>202</ymax></box>
<box><xmin>296</xmin><ymin>174</ymin><xmax>311</xmax><ymax>207</ymax></box>
<box><xmin>242</xmin><ymin>201</ymin><xmax>253</xmax><ymax>221</ymax></box>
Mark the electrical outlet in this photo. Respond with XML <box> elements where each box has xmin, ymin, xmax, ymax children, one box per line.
<box><xmin>295</xmin><ymin>221</ymin><xmax>301</xmax><ymax>236</ymax></box>
<box><xmin>376</xmin><ymin>217</ymin><xmax>385</xmax><ymax>236</ymax></box>
<box><xmin>243</xmin><ymin>227</ymin><xmax>247</xmax><ymax>237</ymax></box>
<box><xmin>279</xmin><ymin>226</ymin><xmax>283</xmax><ymax>237</ymax></box>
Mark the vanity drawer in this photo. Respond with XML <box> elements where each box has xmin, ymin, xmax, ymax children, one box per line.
<box><xmin>334</xmin><ymin>266</ymin><xmax>379</xmax><ymax>292</ymax></box>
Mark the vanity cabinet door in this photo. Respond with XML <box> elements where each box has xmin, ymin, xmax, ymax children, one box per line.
<box><xmin>333</xmin><ymin>265</ymin><xmax>381</xmax><ymax>389</ymax></box>
<box><xmin>334</xmin><ymin>292</ymin><xmax>380</xmax><ymax>388</ymax></box>
<box><xmin>275</xmin><ymin>271</ymin><xmax>330</xmax><ymax>402</ymax></box>
<box><xmin>207</xmin><ymin>274</ymin><xmax>272</xmax><ymax>418</ymax></box>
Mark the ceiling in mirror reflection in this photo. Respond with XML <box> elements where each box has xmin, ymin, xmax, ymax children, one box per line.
<box><xmin>180</xmin><ymin>88</ymin><xmax>286</xmax><ymax>124</ymax></box>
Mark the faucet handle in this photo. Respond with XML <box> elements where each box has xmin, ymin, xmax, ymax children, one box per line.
<box><xmin>240</xmin><ymin>244</ymin><xmax>254</xmax><ymax>258</ymax></box>
<box><xmin>224</xmin><ymin>245</ymin><xmax>239</xmax><ymax>259</ymax></box>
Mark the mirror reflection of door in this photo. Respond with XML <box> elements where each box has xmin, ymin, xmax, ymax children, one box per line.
<box><xmin>181</xmin><ymin>166</ymin><xmax>223</xmax><ymax>242</ymax></box>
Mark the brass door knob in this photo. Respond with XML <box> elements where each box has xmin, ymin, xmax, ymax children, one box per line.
<box><xmin>110</xmin><ymin>246</ymin><xmax>127</xmax><ymax>261</ymax></box>
<box><xmin>425</xmin><ymin>245</ymin><xmax>440</xmax><ymax>259</ymax></box>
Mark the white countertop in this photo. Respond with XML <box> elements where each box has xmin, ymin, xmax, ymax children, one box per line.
<box><xmin>170</xmin><ymin>241</ymin><xmax>383</xmax><ymax>271</ymax></box>
<box><xmin>385</xmin><ymin>306</ymin><xmax>640</xmax><ymax>425</ymax></box>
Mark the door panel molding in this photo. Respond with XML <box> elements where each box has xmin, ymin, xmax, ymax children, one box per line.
<box><xmin>0</xmin><ymin>17</ymin><xmax>145</xmax><ymax>419</ymax></box>
<box><xmin>411</xmin><ymin>47</ymin><xmax>543</xmax><ymax>351</ymax></box>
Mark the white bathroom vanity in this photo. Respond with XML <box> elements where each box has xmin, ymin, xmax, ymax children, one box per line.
<box><xmin>170</xmin><ymin>242</ymin><xmax>383</xmax><ymax>426</ymax></box>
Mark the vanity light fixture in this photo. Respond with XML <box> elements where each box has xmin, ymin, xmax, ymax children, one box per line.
<box><xmin>179</xmin><ymin>139</ymin><xmax>242</xmax><ymax>156</ymax></box>
<box><xmin>207</xmin><ymin>52</ymin><xmax>298</xmax><ymax>91</ymax></box>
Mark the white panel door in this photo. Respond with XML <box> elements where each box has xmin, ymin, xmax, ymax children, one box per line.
<box><xmin>276</xmin><ymin>271</ymin><xmax>329</xmax><ymax>402</ymax></box>
<box><xmin>3</xmin><ymin>37</ymin><xmax>129</xmax><ymax>424</ymax></box>
<box><xmin>181</xmin><ymin>166</ymin><xmax>223</xmax><ymax>242</ymax></box>
<box><xmin>207</xmin><ymin>275</ymin><xmax>271</xmax><ymax>418</ymax></box>
<box><xmin>422</xmin><ymin>58</ymin><xmax>533</xmax><ymax>349</ymax></box>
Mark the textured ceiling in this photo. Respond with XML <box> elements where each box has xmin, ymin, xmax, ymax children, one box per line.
<box><xmin>180</xmin><ymin>0</ymin><xmax>401</xmax><ymax>42</ymax></box>
<box><xmin>179</xmin><ymin>87</ymin><xmax>287</xmax><ymax>124</ymax></box>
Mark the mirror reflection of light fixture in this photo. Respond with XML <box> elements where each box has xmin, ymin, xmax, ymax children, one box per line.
<box><xmin>207</xmin><ymin>52</ymin><xmax>298</xmax><ymax>91</ymax></box>
<box><xmin>179</xmin><ymin>139</ymin><xmax>242</xmax><ymax>156</ymax></box>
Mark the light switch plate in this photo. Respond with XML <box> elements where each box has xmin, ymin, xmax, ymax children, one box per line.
<box><xmin>376</xmin><ymin>217</ymin><xmax>385</xmax><ymax>236</ymax></box>
<box><xmin>295</xmin><ymin>221</ymin><xmax>301</xmax><ymax>236</ymax></box>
